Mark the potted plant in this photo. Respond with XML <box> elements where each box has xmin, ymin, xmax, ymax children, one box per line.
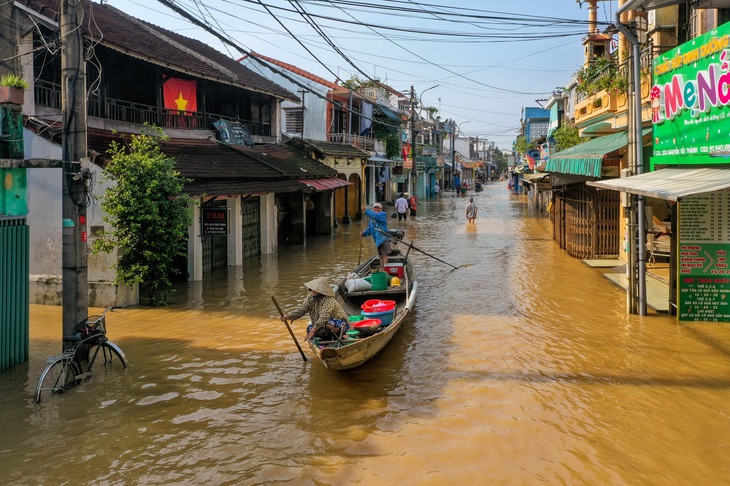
<box><xmin>0</xmin><ymin>73</ymin><xmax>28</xmax><ymax>105</ymax></box>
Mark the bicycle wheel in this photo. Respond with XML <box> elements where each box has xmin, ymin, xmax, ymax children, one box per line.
<box><xmin>87</xmin><ymin>340</ymin><xmax>127</xmax><ymax>371</ymax></box>
<box><xmin>34</xmin><ymin>357</ymin><xmax>81</xmax><ymax>403</ymax></box>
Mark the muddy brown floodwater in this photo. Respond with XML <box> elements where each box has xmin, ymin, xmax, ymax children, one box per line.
<box><xmin>2</xmin><ymin>183</ymin><xmax>730</xmax><ymax>485</ymax></box>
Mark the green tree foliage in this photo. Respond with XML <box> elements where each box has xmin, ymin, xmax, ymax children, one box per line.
<box><xmin>514</xmin><ymin>135</ymin><xmax>531</xmax><ymax>156</ymax></box>
<box><xmin>575</xmin><ymin>57</ymin><xmax>628</xmax><ymax>97</ymax></box>
<box><xmin>340</xmin><ymin>75</ymin><xmax>381</xmax><ymax>90</ymax></box>
<box><xmin>93</xmin><ymin>127</ymin><xmax>192</xmax><ymax>306</ymax></box>
<box><xmin>552</xmin><ymin>122</ymin><xmax>583</xmax><ymax>152</ymax></box>
<box><xmin>383</xmin><ymin>132</ymin><xmax>400</xmax><ymax>159</ymax></box>
<box><xmin>493</xmin><ymin>148</ymin><xmax>508</xmax><ymax>172</ymax></box>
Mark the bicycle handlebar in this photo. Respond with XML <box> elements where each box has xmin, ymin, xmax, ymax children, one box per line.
<box><xmin>86</xmin><ymin>306</ymin><xmax>122</xmax><ymax>326</ymax></box>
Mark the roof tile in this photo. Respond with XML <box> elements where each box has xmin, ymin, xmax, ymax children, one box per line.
<box><xmin>19</xmin><ymin>0</ymin><xmax>296</xmax><ymax>100</ymax></box>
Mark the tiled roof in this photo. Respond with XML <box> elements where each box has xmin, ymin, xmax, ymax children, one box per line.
<box><xmin>18</xmin><ymin>0</ymin><xmax>297</xmax><ymax>100</ymax></box>
<box><xmin>243</xmin><ymin>53</ymin><xmax>340</xmax><ymax>90</ymax></box>
<box><xmin>287</xmin><ymin>139</ymin><xmax>370</xmax><ymax>159</ymax></box>
<box><xmin>182</xmin><ymin>179</ymin><xmax>305</xmax><ymax>197</ymax></box>
<box><xmin>87</xmin><ymin>129</ymin><xmax>336</xmax><ymax>180</ymax></box>
<box><xmin>227</xmin><ymin>143</ymin><xmax>338</xmax><ymax>179</ymax></box>
<box><xmin>240</xmin><ymin>52</ymin><xmax>404</xmax><ymax>100</ymax></box>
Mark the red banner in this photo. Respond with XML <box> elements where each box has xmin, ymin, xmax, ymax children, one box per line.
<box><xmin>526</xmin><ymin>154</ymin><xmax>536</xmax><ymax>171</ymax></box>
<box><xmin>402</xmin><ymin>142</ymin><xmax>412</xmax><ymax>169</ymax></box>
<box><xmin>163</xmin><ymin>78</ymin><xmax>197</xmax><ymax>113</ymax></box>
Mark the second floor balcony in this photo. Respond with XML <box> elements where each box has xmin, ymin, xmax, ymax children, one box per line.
<box><xmin>328</xmin><ymin>132</ymin><xmax>375</xmax><ymax>151</ymax></box>
<box><xmin>573</xmin><ymin>47</ymin><xmax>653</xmax><ymax>133</ymax></box>
<box><xmin>34</xmin><ymin>80</ymin><xmax>274</xmax><ymax>138</ymax></box>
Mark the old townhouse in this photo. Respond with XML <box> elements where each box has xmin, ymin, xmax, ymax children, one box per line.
<box><xmin>1</xmin><ymin>0</ymin><xmax>346</xmax><ymax>307</ymax></box>
<box><xmin>238</xmin><ymin>53</ymin><xmax>407</xmax><ymax>221</ymax></box>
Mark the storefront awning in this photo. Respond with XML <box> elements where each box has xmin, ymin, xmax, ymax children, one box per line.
<box><xmin>375</xmin><ymin>103</ymin><xmax>400</xmax><ymax>121</ymax></box>
<box><xmin>587</xmin><ymin>168</ymin><xmax>730</xmax><ymax>201</ymax></box>
<box><xmin>368</xmin><ymin>155</ymin><xmax>400</xmax><ymax>166</ymax></box>
<box><xmin>547</xmin><ymin>129</ymin><xmax>651</xmax><ymax>178</ymax></box>
<box><xmin>298</xmin><ymin>178</ymin><xmax>351</xmax><ymax>191</ymax></box>
<box><xmin>548</xmin><ymin>131</ymin><xmax>631</xmax><ymax>177</ymax></box>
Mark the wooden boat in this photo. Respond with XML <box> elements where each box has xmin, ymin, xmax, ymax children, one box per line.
<box><xmin>308</xmin><ymin>246</ymin><xmax>417</xmax><ymax>370</ymax></box>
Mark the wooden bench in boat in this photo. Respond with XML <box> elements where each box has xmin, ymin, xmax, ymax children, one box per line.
<box><xmin>341</xmin><ymin>287</ymin><xmax>407</xmax><ymax>298</ymax></box>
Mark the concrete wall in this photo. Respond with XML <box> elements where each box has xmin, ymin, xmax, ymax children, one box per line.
<box><xmin>239</xmin><ymin>58</ymin><xmax>329</xmax><ymax>141</ymax></box>
<box><xmin>24</xmin><ymin>129</ymin><xmax>138</xmax><ymax>306</ymax></box>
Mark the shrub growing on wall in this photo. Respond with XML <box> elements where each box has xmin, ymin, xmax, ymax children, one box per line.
<box><xmin>514</xmin><ymin>135</ymin><xmax>531</xmax><ymax>156</ymax></box>
<box><xmin>93</xmin><ymin>127</ymin><xmax>192</xmax><ymax>306</ymax></box>
<box><xmin>552</xmin><ymin>123</ymin><xmax>583</xmax><ymax>152</ymax></box>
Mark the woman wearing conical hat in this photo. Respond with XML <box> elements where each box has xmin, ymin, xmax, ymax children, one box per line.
<box><xmin>282</xmin><ymin>277</ymin><xmax>349</xmax><ymax>342</ymax></box>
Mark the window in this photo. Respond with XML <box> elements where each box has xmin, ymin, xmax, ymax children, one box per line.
<box><xmin>720</xmin><ymin>9</ymin><xmax>730</xmax><ymax>26</ymax></box>
<box><xmin>284</xmin><ymin>107</ymin><xmax>303</xmax><ymax>133</ymax></box>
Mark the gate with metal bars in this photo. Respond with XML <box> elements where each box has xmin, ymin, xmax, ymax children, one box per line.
<box><xmin>241</xmin><ymin>196</ymin><xmax>260</xmax><ymax>259</ymax></box>
<box><xmin>0</xmin><ymin>218</ymin><xmax>29</xmax><ymax>371</ymax></box>
<box><xmin>554</xmin><ymin>185</ymin><xmax>620</xmax><ymax>259</ymax></box>
<box><xmin>202</xmin><ymin>201</ymin><xmax>229</xmax><ymax>274</ymax></box>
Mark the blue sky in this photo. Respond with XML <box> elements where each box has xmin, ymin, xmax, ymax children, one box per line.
<box><xmin>105</xmin><ymin>0</ymin><xmax>619</xmax><ymax>151</ymax></box>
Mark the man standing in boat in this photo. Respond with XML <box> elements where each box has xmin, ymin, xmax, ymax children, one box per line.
<box><xmin>362</xmin><ymin>202</ymin><xmax>391</xmax><ymax>268</ymax></box>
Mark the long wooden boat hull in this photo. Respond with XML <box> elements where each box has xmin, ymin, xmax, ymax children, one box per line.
<box><xmin>308</xmin><ymin>253</ymin><xmax>417</xmax><ymax>370</ymax></box>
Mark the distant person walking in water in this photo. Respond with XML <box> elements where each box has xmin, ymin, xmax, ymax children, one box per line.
<box><xmin>466</xmin><ymin>197</ymin><xmax>478</xmax><ymax>224</ymax></box>
<box><xmin>409</xmin><ymin>193</ymin><xmax>419</xmax><ymax>219</ymax></box>
<box><xmin>394</xmin><ymin>193</ymin><xmax>409</xmax><ymax>221</ymax></box>
<box><xmin>433</xmin><ymin>182</ymin><xmax>440</xmax><ymax>198</ymax></box>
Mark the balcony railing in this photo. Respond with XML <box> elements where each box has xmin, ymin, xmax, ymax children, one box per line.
<box><xmin>574</xmin><ymin>46</ymin><xmax>653</xmax><ymax>127</ymax></box>
<box><xmin>35</xmin><ymin>80</ymin><xmax>271</xmax><ymax>136</ymax></box>
<box><xmin>328</xmin><ymin>132</ymin><xmax>375</xmax><ymax>151</ymax></box>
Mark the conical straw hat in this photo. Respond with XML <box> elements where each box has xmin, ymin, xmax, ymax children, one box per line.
<box><xmin>304</xmin><ymin>276</ymin><xmax>335</xmax><ymax>297</ymax></box>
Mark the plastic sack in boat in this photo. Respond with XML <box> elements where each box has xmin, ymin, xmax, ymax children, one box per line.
<box><xmin>345</xmin><ymin>278</ymin><xmax>371</xmax><ymax>292</ymax></box>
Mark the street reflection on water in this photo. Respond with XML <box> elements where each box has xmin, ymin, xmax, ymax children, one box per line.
<box><xmin>3</xmin><ymin>184</ymin><xmax>730</xmax><ymax>484</ymax></box>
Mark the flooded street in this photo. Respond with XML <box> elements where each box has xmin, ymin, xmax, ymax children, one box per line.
<box><xmin>2</xmin><ymin>183</ymin><xmax>730</xmax><ymax>485</ymax></box>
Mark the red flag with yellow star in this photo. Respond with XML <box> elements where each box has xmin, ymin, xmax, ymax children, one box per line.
<box><xmin>163</xmin><ymin>78</ymin><xmax>197</xmax><ymax>113</ymax></box>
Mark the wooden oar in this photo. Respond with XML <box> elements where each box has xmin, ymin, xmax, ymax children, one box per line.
<box><xmin>374</xmin><ymin>228</ymin><xmax>460</xmax><ymax>270</ymax></box>
<box><xmin>271</xmin><ymin>296</ymin><xmax>307</xmax><ymax>362</ymax></box>
<box><xmin>357</xmin><ymin>165</ymin><xmax>366</xmax><ymax>266</ymax></box>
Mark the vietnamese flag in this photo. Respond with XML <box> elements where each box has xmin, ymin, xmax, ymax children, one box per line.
<box><xmin>402</xmin><ymin>142</ymin><xmax>412</xmax><ymax>169</ymax></box>
<box><xmin>525</xmin><ymin>154</ymin><xmax>536</xmax><ymax>171</ymax></box>
<box><xmin>163</xmin><ymin>77</ymin><xmax>197</xmax><ymax>113</ymax></box>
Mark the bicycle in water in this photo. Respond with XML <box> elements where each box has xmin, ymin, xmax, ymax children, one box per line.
<box><xmin>34</xmin><ymin>306</ymin><xmax>127</xmax><ymax>403</ymax></box>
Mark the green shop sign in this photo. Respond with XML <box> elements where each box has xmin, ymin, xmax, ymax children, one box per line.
<box><xmin>678</xmin><ymin>192</ymin><xmax>730</xmax><ymax>322</ymax></box>
<box><xmin>651</xmin><ymin>22</ymin><xmax>730</xmax><ymax>165</ymax></box>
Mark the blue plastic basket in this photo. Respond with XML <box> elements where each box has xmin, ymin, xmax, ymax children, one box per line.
<box><xmin>361</xmin><ymin>308</ymin><xmax>395</xmax><ymax>326</ymax></box>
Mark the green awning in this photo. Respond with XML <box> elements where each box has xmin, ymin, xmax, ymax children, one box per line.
<box><xmin>375</xmin><ymin>103</ymin><xmax>400</xmax><ymax>121</ymax></box>
<box><xmin>546</xmin><ymin>129</ymin><xmax>651</xmax><ymax>178</ymax></box>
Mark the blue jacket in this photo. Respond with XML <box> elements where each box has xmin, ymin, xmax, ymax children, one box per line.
<box><xmin>362</xmin><ymin>209</ymin><xmax>389</xmax><ymax>247</ymax></box>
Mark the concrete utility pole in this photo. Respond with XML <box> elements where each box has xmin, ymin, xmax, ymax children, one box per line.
<box><xmin>450</xmin><ymin>120</ymin><xmax>455</xmax><ymax>189</ymax></box>
<box><xmin>61</xmin><ymin>0</ymin><xmax>89</xmax><ymax>346</ymax></box>
<box><xmin>410</xmin><ymin>85</ymin><xmax>416</xmax><ymax>195</ymax></box>
<box><xmin>615</xmin><ymin>1</ymin><xmax>647</xmax><ymax>316</ymax></box>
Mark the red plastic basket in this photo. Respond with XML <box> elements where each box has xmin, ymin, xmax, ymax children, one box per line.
<box><xmin>352</xmin><ymin>318</ymin><xmax>382</xmax><ymax>336</ymax></box>
<box><xmin>361</xmin><ymin>299</ymin><xmax>396</xmax><ymax>313</ymax></box>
